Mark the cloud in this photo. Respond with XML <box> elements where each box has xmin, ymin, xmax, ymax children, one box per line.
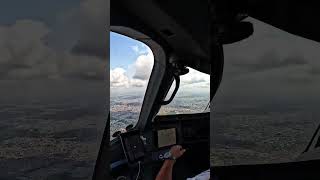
<box><xmin>130</xmin><ymin>79</ymin><xmax>146</xmax><ymax>87</ymax></box>
<box><xmin>214</xmin><ymin>18</ymin><xmax>320</xmax><ymax>105</ymax></box>
<box><xmin>72</xmin><ymin>0</ymin><xmax>107</xmax><ymax>58</ymax></box>
<box><xmin>110</xmin><ymin>48</ymin><xmax>153</xmax><ymax>88</ymax></box>
<box><xmin>71</xmin><ymin>43</ymin><xmax>107</xmax><ymax>59</ymax></box>
<box><xmin>110</xmin><ymin>46</ymin><xmax>211</xmax><ymax>90</ymax></box>
<box><xmin>230</xmin><ymin>51</ymin><xmax>308</xmax><ymax>73</ymax></box>
<box><xmin>221</xmin><ymin>17</ymin><xmax>320</xmax><ymax>84</ymax></box>
<box><xmin>132</xmin><ymin>48</ymin><xmax>154</xmax><ymax>80</ymax></box>
<box><xmin>56</xmin><ymin>0</ymin><xmax>107</xmax><ymax>59</ymax></box>
<box><xmin>180</xmin><ymin>68</ymin><xmax>210</xmax><ymax>88</ymax></box>
<box><xmin>110</xmin><ymin>68</ymin><xmax>129</xmax><ymax>88</ymax></box>
<box><xmin>0</xmin><ymin>20</ymin><xmax>106</xmax><ymax>80</ymax></box>
<box><xmin>110</xmin><ymin>68</ymin><xmax>147</xmax><ymax>88</ymax></box>
<box><xmin>0</xmin><ymin>0</ymin><xmax>109</xmax><ymax>81</ymax></box>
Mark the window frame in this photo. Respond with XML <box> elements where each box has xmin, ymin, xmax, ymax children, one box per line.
<box><xmin>110</xmin><ymin>26</ymin><xmax>166</xmax><ymax>140</ymax></box>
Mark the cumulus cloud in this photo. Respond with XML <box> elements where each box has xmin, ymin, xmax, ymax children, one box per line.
<box><xmin>110</xmin><ymin>68</ymin><xmax>129</xmax><ymax>88</ymax></box>
<box><xmin>0</xmin><ymin>0</ymin><xmax>109</xmax><ymax>81</ymax></box>
<box><xmin>221</xmin><ymin>17</ymin><xmax>320</xmax><ymax>82</ymax></box>
<box><xmin>110</xmin><ymin>47</ymin><xmax>153</xmax><ymax>88</ymax></box>
<box><xmin>110</xmin><ymin>67</ymin><xmax>148</xmax><ymax>88</ymax></box>
<box><xmin>110</xmin><ymin>44</ymin><xmax>211</xmax><ymax>90</ymax></box>
<box><xmin>56</xmin><ymin>0</ymin><xmax>107</xmax><ymax>59</ymax></box>
<box><xmin>130</xmin><ymin>79</ymin><xmax>146</xmax><ymax>87</ymax></box>
<box><xmin>110</xmin><ymin>68</ymin><xmax>148</xmax><ymax>88</ymax></box>
<box><xmin>180</xmin><ymin>68</ymin><xmax>210</xmax><ymax>88</ymax></box>
<box><xmin>12</xmin><ymin>0</ymin><xmax>107</xmax><ymax>62</ymax></box>
<box><xmin>215</xmin><ymin>17</ymin><xmax>320</xmax><ymax>105</ymax></box>
<box><xmin>132</xmin><ymin>48</ymin><xmax>154</xmax><ymax>80</ymax></box>
<box><xmin>0</xmin><ymin>19</ymin><xmax>106</xmax><ymax>80</ymax></box>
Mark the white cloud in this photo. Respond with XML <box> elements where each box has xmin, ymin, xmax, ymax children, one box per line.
<box><xmin>111</xmin><ymin>47</ymin><xmax>153</xmax><ymax>88</ymax></box>
<box><xmin>110</xmin><ymin>68</ymin><xmax>148</xmax><ymax>88</ymax></box>
<box><xmin>110</xmin><ymin>68</ymin><xmax>129</xmax><ymax>88</ymax></box>
<box><xmin>130</xmin><ymin>79</ymin><xmax>146</xmax><ymax>87</ymax></box>
<box><xmin>111</xmin><ymin>48</ymin><xmax>210</xmax><ymax>90</ymax></box>
<box><xmin>132</xmin><ymin>48</ymin><xmax>154</xmax><ymax>80</ymax></box>
<box><xmin>0</xmin><ymin>20</ymin><xmax>106</xmax><ymax>80</ymax></box>
<box><xmin>110</xmin><ymin>68</ymin><xmax>149</xmax><ymax>88</ymax></box>
<box><xmin>180</xmin><ymin>68</ymin><xmax>210</xmax><ymax>88</ymax></box>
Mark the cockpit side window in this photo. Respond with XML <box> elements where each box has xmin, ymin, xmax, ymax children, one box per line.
<box><xmin>110</xmin><ymin>32</ymin><xmax>154</xmax><ymax>139</ymax></box>
<box><xmin>158</xmin><ymin>68</ymin><xmax>210</xmax><ymax>115</ymax></box>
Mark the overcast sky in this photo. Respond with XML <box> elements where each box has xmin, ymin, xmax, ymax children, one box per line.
<box><xmin>215</xmin><ymin>17</ymin><xmax>320</xmax><ymax>107</ymax></box>
<box><xmin>0</xmin><ymin>0</ymin><xmax>107</xmax><ymax>83</ymax></box>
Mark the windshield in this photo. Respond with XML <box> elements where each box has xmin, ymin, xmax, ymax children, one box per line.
<box><xmin>110</xmin><ymin>32</ymin><xmax>154</xmax><ymax>139</ymax></box>
<box><xmin>158</xmin><ymin>68</ymin><xmax>210</xmax><ymax>115</ymax></box>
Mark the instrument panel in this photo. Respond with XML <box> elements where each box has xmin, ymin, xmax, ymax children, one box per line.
<box><xmin>153</xmin><ymin>112</ymin><xmax>210</xmax><ymax>146</ymax></box>
<box><xmin>156</xmin><ymin>128</ymin><xmax>177</xmax><ymax>148</ymax></box>
<box><xmin>118</xmin><ymin>113</ymin><xmax>209</xmax><ymax>164</ymax></box>
<box><xmin>119</xmin><ymin>130</ymin><xmax>145</xmax><ymax>164</ymax></box>
<box><xmin>112</xmin><ymin>113</ymin><xmax>210</xmax><ymax>180</ymax></box>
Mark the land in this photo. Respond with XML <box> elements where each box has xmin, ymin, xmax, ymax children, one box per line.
<box><xmin>2</xmin><ymin>86</ymin><xmax>319</xmax><ymax>179</ymax></box>
<box><xmin>110</xmin><ymin>93</ymin><xmax>320</xmax><ymax>166</ymax></box>
<box><xmin>0</xmin><ymin>81</ymin><xmax>106</xmax><ymax>180</ymax></box>
<box><xmin>110</xmin><ymin>92</ymin><xmax>209</xmax><ymax>139</ymax></box>
<box><xmin>210</xmin><ymin>104</ymin><xmax>320</xmax><ymax>166</ymax></box>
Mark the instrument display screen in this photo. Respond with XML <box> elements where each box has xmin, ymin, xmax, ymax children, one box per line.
<box><xmin>157</xmin><ymin>128</ymin><xmax>176</xmax><ymax>148</ymax></box>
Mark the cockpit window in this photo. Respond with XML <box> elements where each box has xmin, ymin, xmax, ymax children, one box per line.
<box><xmin>158</xmin><ymin>68</ymin><xmax>210</xmax><ymax>115</ymax></box>
<box><xmin>110</xmin><ymin>32</ymin><xmax>154</xmax><ymax>139</ymax></box>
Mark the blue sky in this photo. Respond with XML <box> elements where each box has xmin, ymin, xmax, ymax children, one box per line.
<box><xmin>110</xmin><ymin>32</ymin><xmax>148</xmax><ymax>69</ymax></box>
<box><xmin>110</xmin><ymin>32</ymin><xmax>210</xmax><ymax>113</ymax></box>
<box><xmin>110</xmin><ymin>32</ymin><xmax>155</xmax><ymax>90</ymax></box>
<box><xmin>110</xmin><ymin>32</ymin><xmax>210</xmax><ymax>93</ymax></box>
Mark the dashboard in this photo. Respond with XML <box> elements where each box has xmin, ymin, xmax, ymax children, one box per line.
<box><xmin>110</xmin><ymin>112</ymin><xmax>210</xmax><ymax>179</ymax></box>
<box><xmin>119</xmin><ymin>130</ymin><xmax>145</xmax><ymax>164</ymax></box>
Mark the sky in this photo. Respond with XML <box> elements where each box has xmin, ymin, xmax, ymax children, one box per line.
<box><xmin>110</xmin><ymin>32</ymin><xmax>154</xmax><ymax>90</ymax></box>
<box><xmin>215</xmin><ymin>17</ymin><xmax>320</xmax><ymax>107</ymax></box>
<box><xmin>0</xmin><ymin>0</ymin><xmax>79</xmax><ymax>25</ymax></box>
<box><xmin>0</xmin><ymin>0</ymin><xmax>107</xmax><ymax>83</ymax></box>
<box><xmin>0</xmin><ymin>0</ymin><xmax>108</xmax><ymax>179</ymax></box>
<box><xmin>110</xmin><ymin>32</ymin><xmax>210</xmax><ymax>94</ymax></box>
<box><xmin>1</xmin><ymin>0</ymin><xmax>320</xmax><ymax>105</ymax></box>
